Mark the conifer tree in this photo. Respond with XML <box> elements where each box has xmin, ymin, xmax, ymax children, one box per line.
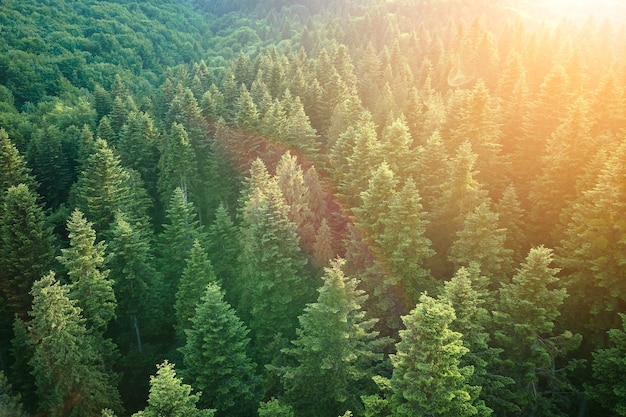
<box><xmin>0</xmin><ymin>184</ymin><xmax>55</xmax><ymax>318</ymax></box>
<box><xmin>107</xmin><ymin>213</ymin><xmax>156</xmax><ymax>354</ymax></box>
<box><xmin>279</xmin><ymin>259</ymin><xmax>385</xmax><ymax>417</ymax></box>
<box><xmin>493</xmin><ymin>247</ymin><xmax>581</xmax><ymax>416</ymax></box>
<box><xmin>132</xmin><ymin>361</ymin><xmax>214</xmax><ymax>417</ymax></box>
<box><xmin>0</xmin><ymin>370</ymin><xmax>28</xmax><ymax>417</ymax></box>
<box><xmin>28</xmin><ymin>272</ymin><xmax>123</xmax><ymax>417</ymax></box>
<box><xmin>73</xmin><ymin>138</ymin><xmax>131</xmax><ymax>238</ymax></box>
<box><xmin>175</xmin><ymin>239</ymin><xmax>217</xmax><ymax>339</ymax></box>
<box><xmin>158</xmin><ymin>187</ymin><xmax>206</xmax><ymax>332</ymax></box>
<box><xmin>440</xmin><ymin>266</ymin><xmax>514</xmax><ymax>415</ymax></box>
<box><xmin>206</xmin><ymin>203</ymin><xmax>241</xmax><ymax>305</ymax></box>
<box><xmin>390</xmin><ymin>294</ymin><xmax>484</xmax><ymax>417</ymax></box>
<box><xmin>235</xmin><ymin>83</ymin><xmax>259</xmax><ymax>131</ymax></box>
<box><xmin>589</xmin><ymin>314</ymin><xmax>626</xmax><ymax>415</ymax></box>
<box><xmin>449</xmin><ymin>201</ymin><xmax>514</xmax><ymax>284</ymax></box>
<box><xmin>180</xmin><ymin>283</ymin><xmax>260</xmax><ymax>416</ymax></box>
<box><xmin>239</xmin><ymin>159</ymin><xmax>312</xmax><ymax>363</ymax></box>
<box><xmin>58</xmin><ymin>209</ymin><xmax>116</xmax><ymax>333</ymax></box>
<box><xmin>0</xmin><ymin>128</ymin><xmax>34</xmax><ymax>200</ymax></box>
<box><xmin>157</xmin><ymin>122</ymin><xmax>200</xmax><ymax>207</ymax></box>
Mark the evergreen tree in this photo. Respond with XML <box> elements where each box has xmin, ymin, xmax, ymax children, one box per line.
<box><xmin>157</xmin><ymin>122</ymin><xmax>200</xmax><ymax>208</ymax></box>
<box><xmin>440</xmin><ymin>266</ymin><xmax>514</xmax><ymax>415</ymax></box>
<box><xmin>206</xmin><ymin>203</ymin><xmax>241</xmax><ymax>306</ymax></box>
<box><xmin>107</xmin><ymin>213</ymin><xmax>156</xmax><ymax>354</ymax></box>
<box><xmin>0</xmin><ymin>370</ymin><xmax>28</xmax><ymax>417</ymax></box>
<box><xmin>0</xmin><ymin>128</ymin><xmax>34</xmax><ymax>200</ymax></box>
<box><xmin>28</xmin><ymin>272</ymin><xmax>122</xmax><ymax>417</ymax></box>
<box><xmin>234</xmin><ymin>83</ymin><xmax>259</xmax><ymax>131</ymax></box>
<box><xmin>72</xmin><ymin>138</ymin><xmax>131</xmax><ymax>238</ymax></box>
<box><xmin>132</xmin><ymin>361</ymin><xmax>214</xmax><ymax>417</ymax></box>
<box><xmin>493</xmin><ymin>247</ymin><xmax>581</xmax><ymax>416</ymax></box>
<box><xmin>0</xmin><ymin>184</ymin><xmax>55</xmax><ymax>318</ymax></box>
<box><xmin>448</xmin><ymin>201</ymin><xmax>514</xmax><ymax>284</ymax></box>
<box><xmin>180</xmin><ymin>283</ymin><xmax>260</xmax><ymax>416</ymax></box>
<box><xmin>239</xmin><ymin>159</ymin><xmax>312</xmax><ymax>363</ymax></box>
<box><xmin>279</xmin><ymin>259</ymin><xmax>386</xmax><ymax>417</ymax></box>
<box><xmin>58</xmin><ymin>209</ymin><xmax>116</xmax><ymax>333</ymax></box>
<box><xmin>175</xmin><ymin>239</ymin><xmax>217</xmax><ymax>339</ymax></box>
<box><xmin>390</xmin><ymin>294</ymin><xmax>484</xmax><ymax>417</ymax></box>
<box><xmin>589</xmin><ymin>314</ymin><xmax>626</xmax><ymax>415</ymax></box>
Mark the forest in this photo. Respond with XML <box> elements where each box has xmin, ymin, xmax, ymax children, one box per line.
<box><xmin>1</xmin><ymin>0</ymin><xmax>626</xmax><ymax>416</ymax></box>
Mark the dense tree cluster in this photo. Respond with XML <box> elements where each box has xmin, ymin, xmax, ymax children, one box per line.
<box><xmin>1</xmin><ymin>0</ymin><xmax>626</xmax><ymax>416</ymax></box>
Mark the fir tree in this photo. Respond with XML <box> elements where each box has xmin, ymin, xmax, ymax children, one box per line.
<box><xmin>28</xmin><ymin>272</ymin><xmax>123</xmax><ymax>417</ymax></box>
<box><xmin>174</xmin><ymin>239</ymin><xmax>217</xmax><ymax>339</ymax></box>
<box><xmin>279</xmin><ymin>259</ymin><xmax>386</xmax><ymax>417</ymax></box>
<box><xmin>180</xmin><ymin>283</ymin><xmax>260</xmax><ymax>416</ymax></box>
<box><xmin>132</xmin><ymin>361</ymin><xmax>214</xmax><ymax>417</ymax></box>
<box><xmin>390</xmin><ymin>294</ymin><xmax>484</xmax><ymax>417</ymax></box>
<box><xmin>0</xmin><ymin>184</ymin><xmax>55</xmax><ymax>318</ymax></box>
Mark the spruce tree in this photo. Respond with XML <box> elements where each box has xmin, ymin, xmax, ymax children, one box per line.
<box><xmin>0</xmin><ymin>184</ymin><xmax>55</xmax><ymax>318</ymax></box>
<box><xmin>0</xmin><ymin>128</ymin><xmax>35</xmax><ymax>200</ymax></box>
<box><xmin>72</xmin><ymin>138</ymin><xmax>131</xmax><ymax>238</ymax></box>
<box><xmin>28</xmin><ymin>272</ymin><xmax>123</xmax><ymax>417</ymax></box>
<box><xmin>206</xmin><ymin>203</ymin><xmax>241</xmax><ymax>306</ymax></box>
<box><xmin>390</xmin><ymin>294</ymin><xmax>483</xmax><ymax>417</ymax></box>
<box><xmin>132</xmin><ymin>361</ymin><xmax>214</xmax><ymax>417</ymax></box>
<box><xmin>58</xmin><ymin>209</ymin><xmax>116</xmax><ymax>333</ymax></box>
<box><xmin>175</xmin><ymin>239</ymin><xmax>217</xmax><ymax>339</ymax></box>
<box><xmin>280</xmin><ymin>259</ymin><xmax>386</xmax><ymax>417</ymax></box>
<box><xmin>493</xmin><ymin>247</ymin><xmax>581</xmax><ymax>416</ymax></box>
<box><xmin>180</xmin><ymin>283</ymin><xmax>260</xmax><ymax>416</ymax></box>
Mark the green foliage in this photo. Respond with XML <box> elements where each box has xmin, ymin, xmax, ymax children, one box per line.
<box><xmin>589</xmin><ymin>314</ymin><xmax>626</xmax><ymax>415</ymax></box>
<box><xmin>279</xmin><ymin>259</ymin><xmax>386</xmax><ymax>417</ymax></box>
<box><xmin>0</xmin><ymin>183</ymin><xmax>55</xmax><ymax>318</ymax></box>
<box><xmin>28</xmin><ymin>272</ymin><xmax>123</xmax><ymax>417</ymax></box>
<box><xmin>0</xmin><ymin>371</ymin><xmax>28</xmax><ymax>417</ymax></box>
<box><xmin>390</xmin><ymin>294</ymin><xmax>484</xmax><ymax>417</ymax></box>
<box><xmin>132</xmin><ymin>361</ymin><xmax>215</xmax><ymax>417</ymax></box>
<box><xmin>175</xmin><ymin>239</ymin><xmax>217</xmax><ymax>338</ymax></box>
<box><xmin>58</xmin><ymin>209</ymin><xmax>116</xmax><ymax>333</ymax></box>
<box><xmin>180</xmin><ymin>283</ymin><xmax>260</xmax><ymax>416</ymax></box>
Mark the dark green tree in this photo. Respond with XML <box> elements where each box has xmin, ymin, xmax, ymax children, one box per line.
<box><xmin>58</xmin><ymin>209</ymin><xmax>116</xmax><ymax>333</ymax></box>
<box><xmin>0</xmin><ymin>128</ymin><xmax>35</xmax><ymax>200</ymax></box>
<box><xmin>28</xmin><ymin>272</ymin><xmax>123</xmax><ymax>417</ymax></box>
<box><xmin>0</xmin><ymin>184</ymin><xmax>55</xmax><ymax>318</ymax></box>
<box><xmin>0</xmin><ymin>370</ymin><xmax>28</xmax><ymax>417</ymax></box>
<box><xmin>175</xmin><ymin>239</ymin><xmax>217</xmax><ymax>339</ymax></box>
<box><xmin>493</xmin><ymin>247</ymin><xmax>581</xmax><ymax>416</ymax></box>
<box><xmin>206</xmin><ymin>203</ymin><xmax>241</xmax><ymax>305</ymax></box>
<box><xmin>180</xmin><ymin>283</ymin><xmax>260</xmax><ymax>416</ymax></box>
<box><xmin>589</xmin><ymin>314</ymin><xmax>626</xmax><ymax>415</ymax></box>
<box><xmin>279</xmin><ymin>259</ymin><xmax>386</xmax><ymax>417</ymax></box>
<box><xmin>72</xmin><ymin>138</ymin><xmax>131</xmax><ymax>238</ymax></box>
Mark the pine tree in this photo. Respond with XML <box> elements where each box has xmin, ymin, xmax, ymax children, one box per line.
<box><xmin>157</xmin><ymin>122</ymin><xmax>200</xmax><ymax>208</ymax></box>
<box><xmin>132</xmin><ymin>361</ymin><xmax>214</xmax><ymax>417</ymax></box>
<box><xmin>589</xmin><ymin>314</ymin><xmax>626</xmax><ymax>415</ymax></box>
<box><xmin>28</xmin><ymin>272</ymin><xmax>123</xmax><ymax>417</ymax></box>
<box><xmin>493</xmin><ymin>247</ymin><xmax>581</xmax><ymax>416</ymax></box>
<box><xmin>239</xmin><ymin>160</ymin><xmax>312</xmax><ymax>363</ymax></box>
<box><xmin>440</xmin><ymin>266</ymin><xmax>514</xmax><ymax>415</ymax></box>
<box><xmin>180</xmin><ymin>283</ymin><xmax>260</xmax><ymax>416</ymax></box>
<box><xmin>206</xmin><ymin>203</ymin><xmax>241</xmax><ymax>306</ymax></box>
<box><xmin>0</xmin><ymin>128</ymin><xmax>35</xmax><ymax>200</ymax></box>
<box><xmin>448</xmin><ymin>201</ymin><xmax>514</xmax><ymax>284</ymax></box>
<box><xmin>234</xmin><ymin>83</ymin><xmax>259</xmax><ymax>131</ymax></box>
<box><xmin>0</xmin><ymin>184</ymin><xmax>55</xmax><ymax>318</ymax></box>
<box><xmin>175</xmin><ymin>239</ymin><xmax>217</xmax><ymax>339</ymax></box>
<box><xmin>279</xmin><ymin>259</ymin><xmax>386</xmax><ymax>417</ymax></box>
<box><xmin>58</xmin><ymin>209</ymin><xmax>116</xmax><ymax>333</ymax></box>
<box><xmin>376</xmin><ymin>178</ymin><xmax>435</xmax><ymax>303</ymax></box>
<box><xmin>0</xmin><ymin>370</ymin><xmax>28</xmax><ymax>417</ymax></box>
<box><xmin>159</xmin><ymin>187</ymin><xmax>205</xmax><ymax>299</ymax></box>
<box><xmin>390</xmin><ymin>294</ymin><xmax>483</xmax><ymax>417</ymax></box>
<box><xmin>107</xmin><ymin>213</ymin><xmax>156</xmax><ymax>354</ymax></box>
<box><xmin>72</xmin><ymin>138</ymin><xmax>131</xmax><ymax>238</ymax></box>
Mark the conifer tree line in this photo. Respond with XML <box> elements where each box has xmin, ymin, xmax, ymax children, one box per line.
<box><xmin>2</xmin><ymin>0</ymin><xmax>626</xmax><ymax>416</ymax></box>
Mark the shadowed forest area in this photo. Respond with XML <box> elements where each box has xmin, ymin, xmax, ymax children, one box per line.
<box><xmin>2</xmin><ymin>0</ymin><xmax>626</xmax><ymax>416</ymax></box>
